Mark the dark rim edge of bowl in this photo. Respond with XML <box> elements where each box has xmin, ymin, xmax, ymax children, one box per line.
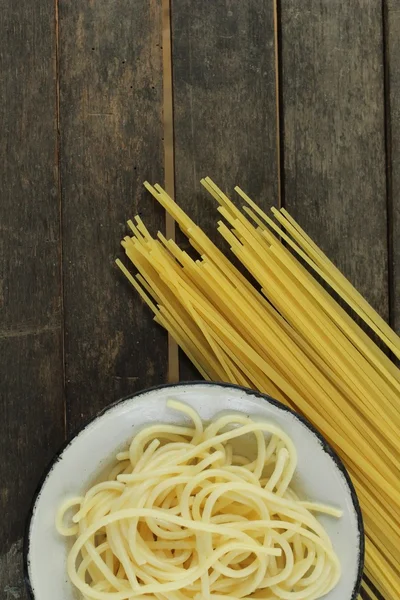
<box><xmin>23</xmin><ymin>380</ymin><xmax>365</xmax><ymax>600</ymax></box>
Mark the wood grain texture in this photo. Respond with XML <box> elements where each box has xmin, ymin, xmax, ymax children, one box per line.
<box><xmin>386</xmin><ymin>0</ymin><xmax>400</xmax><ymax>335</ymax></box>
<box><xmin>59</xmin><ymin>0</ymin><xmax>168</xmax><ymax>432</ymax></box>
<box><xmin>280</xmin><ymin>0</ymin><xmax>389</xmax><ymax>321</ymax></box>
<box><xmin>171</xmin><ymin>0</ymin><xmax>279</xmax><ymax>379</ymax></box>
<box><xmin>0</xmin><ymin>0</ymin><xmax>64</xmax><ymax>596</ymax></box>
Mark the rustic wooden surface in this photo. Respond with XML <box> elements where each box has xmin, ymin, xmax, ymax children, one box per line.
<box><xmin>280</xmin><ymin>0</ymin><xmax>389</xmax><ymax>324</ymax></box>
<box><xmin>59</xmin><ymin>0</ymin><xmax>167</xmax><ymax>432</ymax></box>
<box><xmin>0</xmin><ymin>0</ymin><xmax>65</xmax><ymax>597</ymax></box>
<box><xmin>387</xmin><ymin>0</ymin><xmax>400</xmax><ymax>337</ymax></box>
<box><xmin>0</xmin><ymin>0</ymin><xmax>397</xmax><ymax>598</ymax></box>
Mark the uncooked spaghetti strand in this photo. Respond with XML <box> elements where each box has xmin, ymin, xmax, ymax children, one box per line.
<box><xmin>216</xmin><ymin>203</ymin><xmax>400</xmax><ymax>414</ymax></box>
<box><xmin>273</xmin><ymin>207</ymin><xmax>400</xmax><ymax>359</ymax></box>
<box><xmin>236</xmin><ymin>186</ymin><xmax>400</xmax><ymax>389</ymax></box>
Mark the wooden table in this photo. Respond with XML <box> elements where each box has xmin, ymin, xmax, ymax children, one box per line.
<box><xmin>0</xmin><ymin>1</ymin><xmax>398</xmax><ymax>597</ymax></box>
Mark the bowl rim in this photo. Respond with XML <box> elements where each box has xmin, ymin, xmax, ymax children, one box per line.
<box><xmin>24</xmin><ymin>380</ymin><xmax>365</xmax><ymax>600</ymax></box>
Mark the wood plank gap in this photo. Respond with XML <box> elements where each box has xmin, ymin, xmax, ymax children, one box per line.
<box><xmin>162</xmin><ymin>0</ymin><xmax>179</xmax><ymax>383</ymax></box>
<box><xmin>54</xmin><ymin>0</ymin><xmax>67</xmax><ymax>436</ymax></box>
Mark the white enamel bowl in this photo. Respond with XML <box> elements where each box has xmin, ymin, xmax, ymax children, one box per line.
<box><xmin>24</xmin><ymin>382</ymin><xmax>364</xmax><ymax>600</ymax></box>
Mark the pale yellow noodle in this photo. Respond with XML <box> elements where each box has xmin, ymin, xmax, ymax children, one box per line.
<box><xmin>57</xmin><ymin>400</ymin><xmax>342</xmax><ymax>600</ymax></box>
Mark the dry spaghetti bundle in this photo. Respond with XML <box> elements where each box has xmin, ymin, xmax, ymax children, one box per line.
<box><xmin>117</xmin><ymin>179</ymin><xmax>400</xmax><ymax>600</ymax></box>
<box><xmin>57</xmin><ymin>400</ymin><xmax>341</xmax><ymax>600</ymax></box>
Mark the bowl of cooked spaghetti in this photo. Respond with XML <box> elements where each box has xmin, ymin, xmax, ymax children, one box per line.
<box><xmin>24</xmin><ymin>382</ymin><xmax>364</xmax><ymax>600</ymax></box>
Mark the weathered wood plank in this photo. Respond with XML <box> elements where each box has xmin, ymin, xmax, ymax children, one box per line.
<box><xmin>0</xmin><ymin>0</ymin><xmax>64</xmax><ymax>595</ymax></box>
<box><xmin>280</xmin><ymin>0</ymin><xmax>389</xmax><ymax>322</ymax></box>
<box><xmin>281</xmin><ymin>5</ymin><xmax>387</xmax><ymax>594</ymax></box>
<box><xmin>171</xmin><ymin>0</ymin><xmax>279</xmax><ymax>379</ymax></box>
<box><xmin>59</xmin><ymin>0</ymin><xmax>167</xmax><ymax>432</ymax></box>
<box><xmin>386</xmin><ymin>0</ymin><xmax>400</xmax><ymax>336</ymax></box>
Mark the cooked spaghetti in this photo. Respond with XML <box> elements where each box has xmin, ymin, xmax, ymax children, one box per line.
<box><xmin>116</xmin><ymin>179</ymin><xmax>400</xmax><ymax>600</ymax></box>
<box><xmin>57</xmin><ymin>400</ymin><xmax>341</xmax><ymax>600</ymax></box>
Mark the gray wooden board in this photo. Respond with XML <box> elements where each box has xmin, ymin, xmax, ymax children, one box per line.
<box><xmin>280</xmin><ymin>0</ymin><xmax>389</xmax><ymax>324</ymax></box>
<box><xmin>59</xmin><ymin>0</ymin><xmax>168</xmax><ymax>432</ymax></box>
<box><xmin>387</xmin><ymin>0</ymin><xmax>400</xmax><ymax>337</ymax></box>
<box><xmin>0</xmin><ymin>0</ymin><xmax>64</xmax><ymax>596</ymax></box>
<box><xmin>171</xmin><ymin>0</ymin><xmax>279</xmax><ymax>379</ymax></box>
